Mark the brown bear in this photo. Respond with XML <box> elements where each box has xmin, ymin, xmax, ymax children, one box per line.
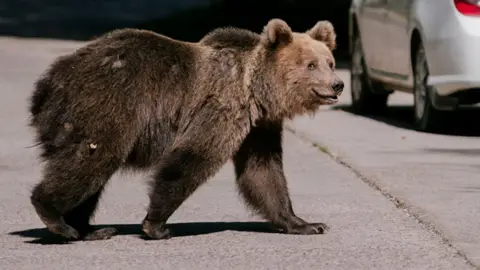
<box><xmin>28</xmin><ymin>18</ymin><xmax>344</xmax><ymax>241</ymax></box>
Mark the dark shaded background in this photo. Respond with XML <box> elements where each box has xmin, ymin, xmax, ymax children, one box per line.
<box><xmin>0</xmin><ymin>0</ymin><xmax>351</xmax><ymax>59</ymax></box>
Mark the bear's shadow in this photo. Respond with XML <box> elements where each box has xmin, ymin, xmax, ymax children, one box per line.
<box><xmin>9</xmin><ymin>221</ymin><xmax>279</xmax><ymax>245</ymax></box>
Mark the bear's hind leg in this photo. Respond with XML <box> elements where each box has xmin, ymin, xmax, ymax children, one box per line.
<box><xmin>31</xmin><ymin>144</ymin><xmax>123</xmax><ymax>241</ymax></box>
<box><xmin>141</xmin><ymin>106</ymin><xmax>248</xmax><ymax>240</ymax></box>
<box><xmin>141</xmin><ymin>146</ymin><xmax>228</xmax><ymax>240</ymax></box>
<box><xmin>30</xmin><ymin>182</ymin><xmax>80</xmax><ymax>240</ymax></box>
<box><xmin>63</xmin><ymin>188</ymin><xmax>117</xmax><ymax>241</ymax></box>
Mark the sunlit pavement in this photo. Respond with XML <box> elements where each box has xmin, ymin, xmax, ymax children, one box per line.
<box><xmin>0</xmin><ymin>37</ymin><xmax>477</xmax><ymax>269</ymax></box>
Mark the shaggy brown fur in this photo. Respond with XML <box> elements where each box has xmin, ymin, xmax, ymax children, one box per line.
<box><xmin>28</xmin><ymin>18</ymin><xmax>344</xmax><ymax>241</ymax></box>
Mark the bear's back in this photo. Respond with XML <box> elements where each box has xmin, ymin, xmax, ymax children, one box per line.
<box><xmin>87</xmin><ymin>28</ymin><xmax>199</xmax><ymax>75</ymax></box>
<box><xmin>45</xmin><ymin>28</ymin><xmax>200</xmax><ymax>99</ymax></box>
<box><xmin>30</xmin><ymin>28</ymin><xmax>201</xmax><ymax>133</ymax></box>
<box><xmin>200</xmin><ymin>27</ymin><xmax>261</xmax><ymax>52</ymax></box>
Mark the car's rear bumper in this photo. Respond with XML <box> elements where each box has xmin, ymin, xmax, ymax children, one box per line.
<box><xmin>422</xmin><ymin>2</ymin><xmax>480</xmax><ymax>97</ymax></box>
<box><xmin>428</xmin><ymin>74</ymin><xmax>480</xmax><ymax>97</ymax></box>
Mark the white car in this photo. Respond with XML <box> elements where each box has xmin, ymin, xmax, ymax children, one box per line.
<box><xmin>348</xmin><ymin>0</ymin><xmax>480</xmax><ymax>132</ymax></box>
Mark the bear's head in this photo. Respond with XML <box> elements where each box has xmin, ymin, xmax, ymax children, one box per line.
<box><xmin>259</xmin><ymin>19</ymin><xmax>344</xmax><ymax>119</ymax></box>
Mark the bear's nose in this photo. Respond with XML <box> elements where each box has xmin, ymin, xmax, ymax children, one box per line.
<box><xmin>331</xmin><ymin>79</ymin><xmax>344</xmax><ymax>94</ymax></box>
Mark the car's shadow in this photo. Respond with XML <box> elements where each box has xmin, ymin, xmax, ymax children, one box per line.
<box><xmin>334</xmin><ymin>104</ymin><xmax>480</xmax><ymax>137</ymax></box>
<box><xmin>9</xmin><ymin>221</ymin><xmax>280</xmax><ymax>245</ymax></box>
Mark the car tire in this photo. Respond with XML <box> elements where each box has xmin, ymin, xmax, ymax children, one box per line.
<box><xmin>350</xmin><ymin>35</ymin><xmax>389</xmax><ymax>115</ymax></box>
<box><xmin>413</xmin><ymin>44</ymin><xmax>444</xmax><ymax>132</ymax></box>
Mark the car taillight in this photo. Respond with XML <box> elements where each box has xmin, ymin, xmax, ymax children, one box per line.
<box><xmin>454</xmin><ymin>0</ymin><xmax>480</xmax><ymax>16</ymax></box>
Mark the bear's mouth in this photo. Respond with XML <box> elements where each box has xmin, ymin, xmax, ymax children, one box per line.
<box><xmin>311</xmin><ymin>89</ymin><xmax>338</xmax><ymax>103</ymax></box>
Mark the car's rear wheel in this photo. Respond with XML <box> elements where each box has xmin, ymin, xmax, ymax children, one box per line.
<box><xmin>350</xmin><ymin>35</ymin><xmax>389</xmax><ymax>115</ymax></box>
<box><xmin>413</xmin><ymin>44</ymin><xmax>444</xmax><ymax>132</ymax></box>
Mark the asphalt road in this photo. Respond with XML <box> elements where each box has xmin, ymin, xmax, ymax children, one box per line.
<box><xmin>0</xmin><ymin>37</ymin><xmax>478</xmax><ymax>269</ymax></box>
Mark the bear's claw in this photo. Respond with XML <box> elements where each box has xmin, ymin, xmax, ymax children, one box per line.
<box><xmin>281</xmin><ymin>222</ymin><xmax>330</xmax><ymax>235</ymax></box>
<box><xmin>83</xmin><ymin>227</ymin><xmax>118</xmax><ymax>241</ymax></box>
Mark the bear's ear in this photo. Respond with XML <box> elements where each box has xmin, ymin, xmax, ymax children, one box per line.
<box><xmin>306</xmin><ymin>20</ymin><xmax>336</xmax><ymax>51</ymax></box>
<box><xmin>262</xmin><ymin>18</ymin><xmax>293</xmax><ymax>47</ymax></box>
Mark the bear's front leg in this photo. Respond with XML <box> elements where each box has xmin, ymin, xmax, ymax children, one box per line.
<box><xmin>232</xmin><ymin>121</ymin><xmax>329</xmax><ymax>235</ymax></box>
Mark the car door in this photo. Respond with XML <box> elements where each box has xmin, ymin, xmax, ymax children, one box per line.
<box><xmin>382</xmin><ymin>0</ymin><xmax>415</xmax><ymax>88</ymax></box>
<box><xmin>356</xmin><ymin>0</ymin><xmax>390</xmax><ymax>77</ymax></box>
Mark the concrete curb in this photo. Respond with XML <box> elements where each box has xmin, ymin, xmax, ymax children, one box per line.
<box><xmin>285</xmin><ymin>123</ymin><xmax>479</xmax><ymax>270</ymax></box>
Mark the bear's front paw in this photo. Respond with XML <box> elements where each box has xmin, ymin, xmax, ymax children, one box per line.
<box><xmin>283</xmin><ymin>222</ymin><xmax>330</xmax><ymax>235</ymax></box>
<box><xmin>142</xmin><ymin>219</ymin><xmax>172</xmax><ymax>240</ymax></box>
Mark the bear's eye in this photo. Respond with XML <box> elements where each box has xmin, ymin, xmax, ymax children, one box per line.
<box><xmin>307</xmin><ymin>63</ymin><xmax>317</xmax><ymax>70</ymax></box>
<box><xmin>327</xmin><ymin>60</ymin><xmax>334</xmax><ymax>70</ymax></box>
